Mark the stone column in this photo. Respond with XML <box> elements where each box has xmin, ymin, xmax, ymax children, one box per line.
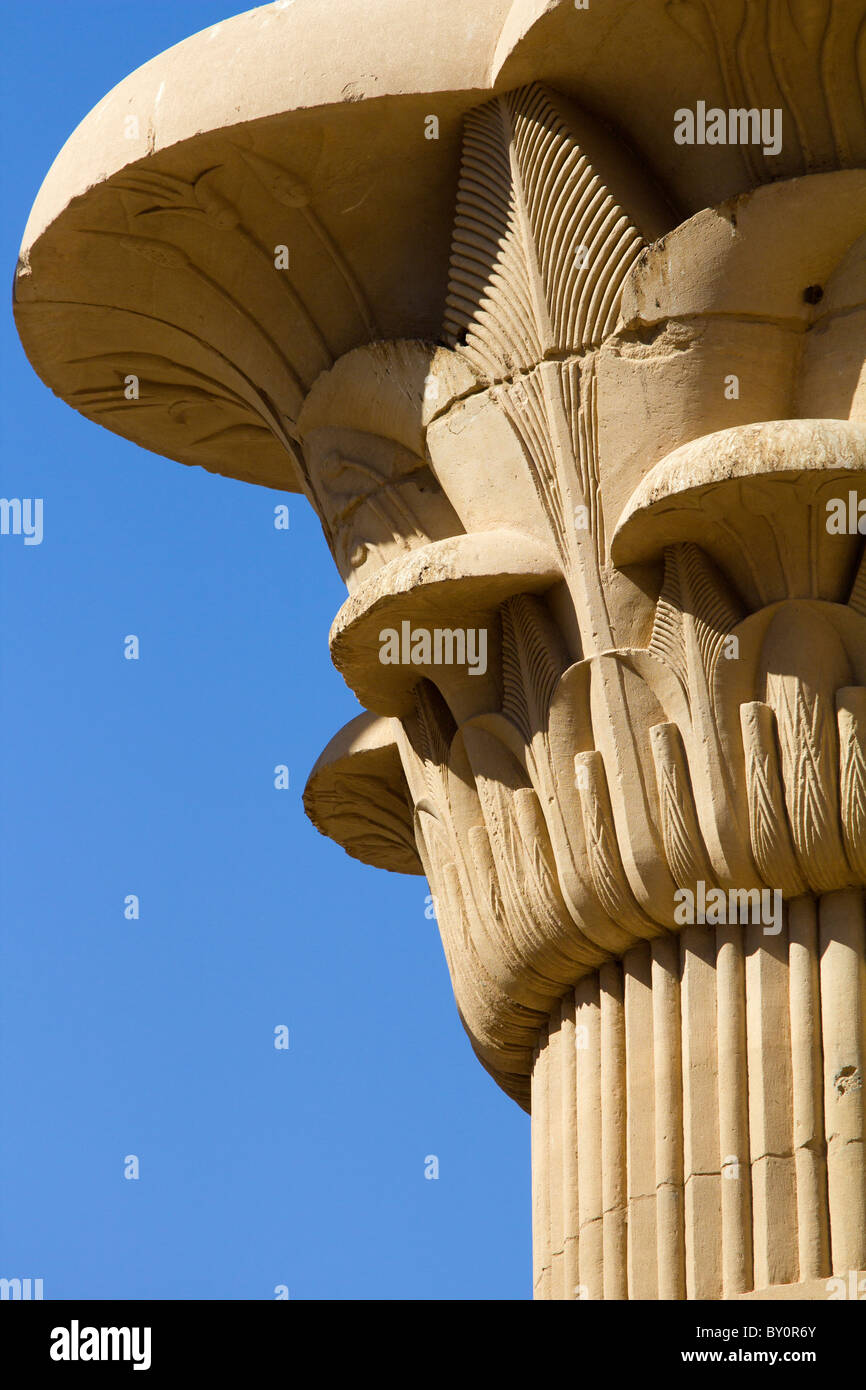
<box><xmin>14</xmin><ymin>1</ymin><xmax>866</xmax><ymax>1299</ymax></box>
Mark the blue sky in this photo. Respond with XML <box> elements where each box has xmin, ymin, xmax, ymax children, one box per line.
<box><xmin>0</xmin><ymin>1</ymin><xmax>529</xmax><ymax>1300</ymax></box>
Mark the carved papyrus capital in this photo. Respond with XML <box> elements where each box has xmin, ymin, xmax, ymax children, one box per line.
<box><xmin>16</xmin><ymin>0</ymin><xmax>866</xmax><ymax>1301</ymax></box>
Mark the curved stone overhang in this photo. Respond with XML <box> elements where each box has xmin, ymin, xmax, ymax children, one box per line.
<box><xmin>328</xmin><ymin>531</ymin><xmax>562</xmax><ymax>716</ymax></box>
<box><xmin>303</xmin><ymin>712</ymin><xmax>422</xmax><ymax>875</ymax></box>
<box><xmin>15</xmin><ymin>0</ymin><xmax>866</xmax><ymax>497</ymax></box>
<box><xmin>612</xmin><ymin>419</ymin><xmax>866</xmax><ymax>607</ymax></box>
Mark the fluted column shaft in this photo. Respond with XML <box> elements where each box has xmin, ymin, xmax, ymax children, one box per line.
<box><xmin>531</xmin><ymin>892</ymin><xmax>866</xmax><ymax>1300</ymax></box>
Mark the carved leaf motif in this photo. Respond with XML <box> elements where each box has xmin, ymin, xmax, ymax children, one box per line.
<box><xmin>443</xmin><ymin>83</ymin><xmax>655</xmax><ymax>642</ymax></box>
<box><xmin>238</xmin><ymin>148</ymin><xmax>377</xmax><ymax>337</ymax></box>
<box><xmin>838</xmin><ymin>688</ymin><xmax>866</xmax><ymax>882</ymax></box>
<box><xmin>397</xmin><ymin>694</ymin><xmax>548</xmax><ymax>1047</ymax></box>
<box><xmin>467</xmin><ymin>826</ymin><xmax>507</xmax><ymax>942</ymax></box>
<box><xmin>412</xmin><ymin>680</ymin><xmax>457</xmax><ymax>798</ymax></box>
<box><xmin>80</xmin><ymin>221</ymin><xmax>308</xmax><ymax>414</ymax></box>
<box><xmin>500</xmin><ymin>594</ymin><xmax>569</xmax><ymax>744</ymax></box>
<box><xmin>496</xmin><ymin>601</ymin><xmax>639</xmax><ymax>950</ymax></box>
<box><xmin>643</xmin><ymin>542</ymin><xmax>752</xmax><ymax>881</ymax></box>
<box><xmin>413</xmin><ymin>799</ymin><xmax>537</xmax><ymax>1079</ymax></box>
<box><xmin>771</xmin><ymin>674</ymin><xmax>841</xmax><ymax>888</ymax></box>
<box><xmin>649</xmin><ymin>542</ymin><xmax>742</xmax><ymax>709</ymax></box>
<box><xmin>650</xmin><ymin>722</ymin><xmax>717</xmax><ymax>890</ymax></box>
<box><xmin>465</xmin><ymin>797</ymin><xmax>574</xmax><ymax>1013</ymax></box>
<box><xmin>460</xmin><ymin>720</ymin><xmax>606</xmax><ymax>978</ymax></box>
<box><xmin>65</xmin><ymin>350</ymin><xmax>258</xmax><ymax>421</ymax></box>
<box><xmin>762</xmin><ymin>608</ymin><xmax>853</xmax><ymax>892</ymax></box>
<box><xmin>740</xmin><ymin>701</ymin><xmax>808</xmax><ymax>897</ymax></box>
<box><xmin>444</xmin><ymin>83</ymin><xmax>646</xmax><ymax>374</ymax></box>
<box><xmin>114</xmin><ymin>166</ymin><xmax>241</xmax><ymax>231</ymax></box>
<box><xmin>573</xmin><ymin>749</ymin><xmax>663</xmax><ymax>933</ymax></box>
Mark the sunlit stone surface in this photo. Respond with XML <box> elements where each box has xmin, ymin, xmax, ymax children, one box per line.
<box><xmin>15</xmin><ymin>0</ymin><xmax>866</xmax><ymax>1299</ymax></box>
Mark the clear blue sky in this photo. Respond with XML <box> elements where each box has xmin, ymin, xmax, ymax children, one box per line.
<box><xmin>1</xmin><ymin>1</ymin><xmax>529</xmax><ymax>1300</ymax></box>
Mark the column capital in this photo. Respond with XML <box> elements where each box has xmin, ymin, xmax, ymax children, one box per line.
<box><xmin>15</xmin><ymin>0</ymin><xmax>866</xmax><ymax>1294</ymax></box>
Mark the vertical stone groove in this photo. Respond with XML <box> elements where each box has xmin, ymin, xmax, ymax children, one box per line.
<box><xmin>530</xmin><ymin>889</ymin><xmax>865</xmax><ymax>1297</ymax></box>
